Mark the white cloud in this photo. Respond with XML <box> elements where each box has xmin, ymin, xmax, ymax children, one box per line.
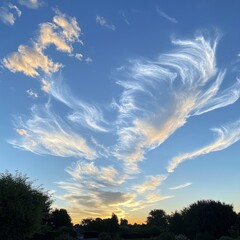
<box><xmin>65</xmin><ymin>161</ymin><xmax>125</xmax><ymax>187</ymax></box>
<box><xmin>57</xmin><ymin>161</ymin><xmax>135</xmax><ymax>220</ymax></box>
<box><xmin>96</xmin><ymin>16</ymin><xmax>116</xmax><ymax>31</ymax></box>
<box><xmin>8</xmin><ymin>3</ymin><xmax>21</xmax><ymax>17</ymax></box>
<box><xmin>114</xmin><ymin>33</ymin><xmax>240</xmax><ymax>173</ymax></box>
<box><xmin>167</xmin><ymin>119</ymin><xmax>240</xmax><ymax>173</ymax></box>
<box><xmin>3</xmin><ymin>9</ymin><xmax>82</xmax><ymax>77</ymax></box>
<box><xmin>38</xmin><ymin>23</ymin><xmax>73</xmax><ymax>53</ymax></box>
<box><xmin>0</xmin><ymin>4</ymin><xmax>21</xmax><ymax>25</ymax></box>
<box><xmin>2</xmin><ymin>44</ymin><xmax>62</xmax><ymax>77</ymax></box>
<box><xmin>157</xmin><ymin>8</ymin><xmax>178</xmax><ymax>24</ymax></box>
<box><xmin>57</xmin><ymin>162</ymin><xmax>171</xmax><ymax>220</ymax></box>
<box><xmin>85</xmin><ymin>57</ymin><xmax>93</xmax><ymax>64</ymax></box>
<box><xmin>45</xmin><ymin>76</ymin><xmax>109</xmax><ymax>132</ymax></box>
<box><xmin>133</xmin><ymin>175</ymin><xmax>168</xmax><ymax>193</ymax></box>
<box><xmin>41</xmin><ymin>78</ymin><xmax>51</xmax><ymax>93</ymax></box>
<box><xmin>26</xmin><ymin>88</ymin><xmax>38</xmax><ymax>98</ymax></box>
<box><xmin>9</xmin><ymin>103</ymin><xmax>97</xmax><ymax>160</ymax></box>
<box><xmin>18</xmin><ymin>0</ymin><xmax>44</xmax><ymax>9</ymax></box>
<box><xmin>16</xmin><ymin>128</ymin><xmax>28</xmax><ymax>136</ymax></box>
<box><xmin>53</xmin><ymin>9</ymin><xmax>81</xmax><ymax>43</ymax></box>
<box><xmin>170</xmin><ymin>182</ymin><xmax>192</xmax><ymax>190</ymax></box>
<box><xmin>75</xmin><ymin>53</ymin><xmax>83</xmax><ymax>60</ymax></box>
<box><xmin>120</xmin><ymin>11</ymin><xmax>129</xmax><ymax>25</ymax></box>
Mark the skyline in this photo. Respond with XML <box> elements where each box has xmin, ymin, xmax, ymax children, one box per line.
<box><xmin>1</xmin><ymin>0</ymin><xmax>240</xmax><ymax>224</ymax></box>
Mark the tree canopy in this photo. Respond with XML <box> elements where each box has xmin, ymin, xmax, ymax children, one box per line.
<box><xmin>0</xmin><ymin>171</ymin><xmax>52</xmax><ymax>240</ymax></box>
<box><xmin>147</xmin><ymin>209</ymin><xmax>168</xmax><ymax>231</ymax></box>
<box><xmin>51</xmin><ymin>208</ymin><xmax>73</xmax><ymax>229</ymax></box>
<box><xmin>181</xmin><ymin>200</ymin><xmax>237</xmax><ymax>239</ymax></box>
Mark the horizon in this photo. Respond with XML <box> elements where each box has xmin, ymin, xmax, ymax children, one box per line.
<box><xmin>1</xmin><ymin>0</ymin><xmax>240</xmax><ymax>225</ymax></box>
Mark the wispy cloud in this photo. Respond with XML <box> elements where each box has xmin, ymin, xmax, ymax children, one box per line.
<box><xmin>57</xmin><ymin>161</ymin><xmax>135</xmax><ymax>220</ymax></box>
<box><xmin>170</xmin><ymin>182</ymin><xmax>192</xmax><ymax>190</ymax></box>
<box><xmin>167</xmin><ymin>119</ymin><xmax>240</xmax><ymax>173</ymax></box>
<box><xmin>10</xmin><ymin>103</ymin><xmax>97</xmax><ymax>160</ymax></box>
<box><xmin>26</xmin><ymin>88</ymin><xmax>38</xmax><ymax>98</ymax></box>
<box><xmin>57</xmin><ymin>163</ymin><xmax>172</xmax><ymax>220</ymax></box>
<box><xmin>96</xmin><ymin>16</ymin><xmax>116</xmax><ymax>31</ymax></box>
<box><xmin>120</xmin><ymin>11</ymin><xmax>129</xmax><ymax>25</ymax></box>
<box><xmin>16</xmin><ymin>128</ymin><xmax>28</xmax><ymax>136</ymax></box>
<box><xmin>42</xmin><ymin>76</ymin><xmax>109</xmax><ymax>132</ymax></box>
<box><xmin>156</xmin><ymin>8</ymin><xmax>178</xmax><ymax>24</ymax></box>
<box><xmin>3</xmin><ymin>9</ymin><xmax>81</xmax><ymax>77</ymax></box>
<box><xmin>113</xmin><ymin>32</ymin><xmax>240</xmax><ymax>174</ymax></box>
<box><xmin>0</xmin><ymin>3</ymin><xmax>21</xmax><ymax>25</ymax></box>
<box><xmin>6</xmin><ymin>28</ymin><xmax>240</xmax><ymax>220</ymax></box>
<box><xmin>85</xmin><ymin>57</ymin><xmax>93</xmax><ymax>64</ymax></box>
<box><xmin>133</xmin><ymin>175</ymin><xmax>167</xmax><ymax>193</ymax></box>
<box><xmin>18</xmin><ymin>0</ymin><xmax>44</xmax><ymax>9</ymax></box>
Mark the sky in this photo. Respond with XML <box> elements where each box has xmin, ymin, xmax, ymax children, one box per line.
<box><xmin>1</xmin><ymin>0</ymin><xmax>240</xmax><ymax>224</ymax></box>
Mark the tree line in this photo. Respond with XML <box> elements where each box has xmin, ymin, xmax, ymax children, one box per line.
<box><xmin>78</xmin><ymin>202</ymin><xmax>240</xmax><ymax>240</ymax></box>
<box><xmin>0</xmin><ymin>171</ymin><xmax>240</xmax><ymax>240</ymax></box>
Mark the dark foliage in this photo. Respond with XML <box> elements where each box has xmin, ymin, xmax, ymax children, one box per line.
<box><xmin>51</xmin><ymin>208</ymin><xmax>73</xmax><ymax>229</ymax></box>
<box><xmin>181</xmin><ymin>200</ymin><xmax>237</xmax><ymax>239</ymax></box>
<box><xmin>147</xmin><ymin>209</ymin><xmax>168</xmax><ymax>232</ymax></box>
<box><xmin>0</xmin><ymin>171</ymin><xmax>52</xmax><ymax>240</ymax></box>
<box><xmin>169</xmin><ymin>211</ymin><xmax>184</xmax><ymax>235</ymax></box>
<box><xmin>81</xmin><ymin>213</ymin><xmax>119</xmax><ymax>234</ymax></box>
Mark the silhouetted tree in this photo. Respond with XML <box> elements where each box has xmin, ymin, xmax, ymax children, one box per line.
<box><xmin>169</xmin><ymin>211</ymin><xmax>184</xmax><ymax>235</ymax></box>
<box><xmin>51</xmin><ymin>208</ymin><xmax>72</xmax><ymax>229</ymax></box>
<box><xmin>147</xmin><ymin>209</ymin><xmax>168</xmax><ymax>232</ymax></box>
<box><xmin>181</xmin><ymin>200</ymin><xmax>237</xmax><ymax>239</ymax></box>
<box><xmin>81</xmin><ymin>214</ymin><xmax>119</xmax><ymax>234</ymax></box>
<box><xmin>110</xmin><ymin>213</ymin><xmax>119</xmax><ymax>233</ymax></box>
<box><xmin>0</xmin><ymin>171</ymin><xmax>52</xmax><ymax>240</ymax></box>
<box><xmin>120</xmin><ymin>218</ymin><xmax>128</xmax><ymax>226</ymax></box>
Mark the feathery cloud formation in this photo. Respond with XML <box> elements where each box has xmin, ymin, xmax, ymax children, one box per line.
<box><xmin>167</xmin><ymin>119</ymin><xmax>240</xmax><ymax>173</ymax></box>
<box><xmin>96</xmin><ymin>16</ymin><xmax>116</xmax><ymax>31</ymax></box>
<box><xmin>113</xmin><ymin>33</ymin><xmax>240</xmax><ymax>173</ymax></box>
<box><xmin>7</xmin><ymin>27</ymin><xmax>240</xmax><ymax>220</ymax></box>
<box><xmin>10</xmin><ymin>103</ymin><xmax>97</xmax><ymax>160</ymax></box>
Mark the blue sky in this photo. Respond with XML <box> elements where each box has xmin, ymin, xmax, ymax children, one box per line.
<box><xmin>1</xmin><ymin>0</ymin><xmax>240</xmax><ymax>224</ymax></box>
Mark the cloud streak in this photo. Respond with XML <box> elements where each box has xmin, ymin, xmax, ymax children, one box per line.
<box><xmin>170</xmin><ymin>182</ymin><xmax>192</xmax><ymax>190</ymax></box>
<box><xmin>42</xmin><ymin>76</ymin><xmax>109</xmax><ymax>132</ymax></box>
<box><xmin>133</xmin><ymin>175</ymin><xmax>167</xmax><ymax>193</ymax></box>
<box><xmin>113</xmin><ymin>33</ymin><xmax>240</xmax><ymax>173</ymax></box>
<box><xmin>0</xmin><ymin>3</ymin><xmax>21</xmax><ymax>25</ymax></box>
<box><xmin>167</xmin><ymin>119</ymin><xmax>240</xmax><ymax>173</ymax></box>
<box><xmin>96</xmin><ymin>16</ymin><xmax>116</xmax><ymax>31</ymax></box>
<box><xmin>157</xmin><ymin>8</ymin><xmax>178</xmax><ymax>24</ymax></box>
<box><xmin>10</xmin><ymin>103</ymin><xmax>97</xmax><ymax>160</ymax></box>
